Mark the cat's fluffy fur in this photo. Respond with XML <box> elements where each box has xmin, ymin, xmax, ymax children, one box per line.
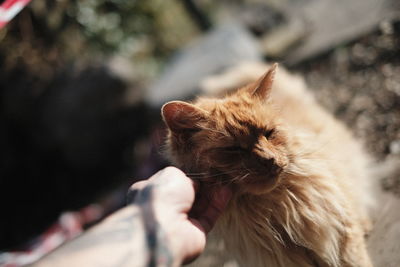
<box><xmin>162</xmin><ymin>62</ymin><xmax>373</xmax><ymax>267</ymax></box>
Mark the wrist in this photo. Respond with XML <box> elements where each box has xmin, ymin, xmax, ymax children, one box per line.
<box><xmin>130</xmin><ymin>200</ymin><xmax>179</xmax><ymax>267</ymax></box>
<box><xmin>154</xmin><ymin>204</ymin><xmax>206</xmax><ymax>265</ymax></box>
<box><xmin>156</xmin><ymin>211</ymin><xmax>186</xmax><ymax>264</ymax></box>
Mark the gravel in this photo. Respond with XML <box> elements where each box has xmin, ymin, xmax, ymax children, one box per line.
<box><xmin>293</xmin><ymin>20</ymin><xmax>400</xmax><ymax>196</ymax></box>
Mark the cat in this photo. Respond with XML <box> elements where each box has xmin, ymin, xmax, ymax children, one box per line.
<box><xmin>161</xmin><ymin>62</ymin><xmax>373</xmax><ymax>267</ymax></box>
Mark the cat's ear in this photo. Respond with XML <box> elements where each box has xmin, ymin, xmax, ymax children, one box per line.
<box><xmin>162</xmin><ymin>101</ymin><xmax>207</xmax><ymax>132</ymax></box>
<box><xmin>251</xmin><ymin>63</ymin><xmax>278</xmax><ymax>100</ymax></box>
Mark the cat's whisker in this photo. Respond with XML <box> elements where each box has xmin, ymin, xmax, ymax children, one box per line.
<box><xmin>185</xmin><ymin>172</ymin><xmax>209</xmax><ymax>176</ymax></box>
<box><xmin>240</xmin><ymin>161</ymin><xmax>253</xmax><ymax>175</ymax></box>
<box><xmin>189</xmin><ymin>176</ymin><xmax>211</xmax><ymax>180</ymax></box>
<box><xmin>188</xmin><ymin>169</ymin><xmax>242</xmax><ymax>181</ymax></box>
<box><xmin>230</xmin><ymin>172</ymin><xmax>251</xmax><ymax>183</ymax></box>
<box><xmin>208</xmin><ymin>169</ymin><xmax>240</xmax><ymax>176</ymax></box>
<box><xmin>239</xmin><ymin>172</ymin><xmax>251</xmax><ymax>181</ymax></box>
<box><xmin>200</xmin><ymin>171</ymin><xmax>238</xmax><ymax>178</ymax></box>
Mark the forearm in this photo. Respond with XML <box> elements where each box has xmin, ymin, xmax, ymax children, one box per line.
<box><xmin>29</xmin><ymin>166</ymin><xmax>227</xmax><ymax>267</ymax></box>
<box><xmin>31</xmin><ymin>205</ymin><xmax>174</xmax><ymax>267</ymax></box>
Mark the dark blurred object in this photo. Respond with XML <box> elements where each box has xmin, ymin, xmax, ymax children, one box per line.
<box><xmin>239</xmin><ymin>3</ymin><xmax>285</xmax><ymax>37</ymax></box>
<box><xmin>0</xmin><ymin>0</ymin><xmax>177</xmax><ymax>250</ymax></box>
<box><xmin>181</xmin><ymin>0</ymin><xmax>212</xmax><ymax>32</ymax></box>
<box><xmin>0</xmin><ymin>0</ymin><xmax>196</xmax><ymax>250</ymax></box>
<box><xmin>0</xmin><ymin>65</ymin><xmax>151</xmax><ymax>250</ymax></box>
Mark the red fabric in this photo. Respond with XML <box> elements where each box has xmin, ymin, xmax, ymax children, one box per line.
<box><xmin>0</xmin><ymin>205</ymin><xmax>103</xmax><ymax>267</ymax></box>
<box><xmin>1</xmin><ymin>0</ymin><xmax>30</xmax><ymax>9</ymax></box>
<box><xmin>0</xmin><ymin>0</ymin><xmax>32</xmax><ymax>29</ymax></box>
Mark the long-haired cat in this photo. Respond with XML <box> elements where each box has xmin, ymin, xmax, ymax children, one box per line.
<box><xmin>161</xmin><ymin>63</ymin><xmax>373</xmax><ymax>267</ymax></box>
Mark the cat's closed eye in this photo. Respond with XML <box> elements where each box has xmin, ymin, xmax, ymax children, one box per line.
<box><xmin>224</xmin><ymin>146</ymin><xmax>245</xmax><ymax>153</ymax></box>
<box><xmin>264</xmin><ymin>129</ymin><xmax>275</xmax><ymax>139</ymax></box>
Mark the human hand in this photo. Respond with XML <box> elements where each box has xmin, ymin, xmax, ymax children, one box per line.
<box><xmin>128</xmin><ymin>167</ymin><xmax>232</xmax><ymax>265</ymax></box>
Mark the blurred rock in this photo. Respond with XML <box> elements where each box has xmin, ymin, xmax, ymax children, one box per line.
<box><xmin>283</xmin><ymin>0</ymin><xmax>400</xmax><ymax>65</ymax></box>
<box><xmin>261</xmin><ymin>15</ymin><xmax>308</xmax><ymax>58</ymax></box>
<box><xmin>238</xmin><ymin>3</ymin><xmax>285</xmax><ymax>37</ymax></box>
<box><xmin>368</xmin><ymin>190</ymin><xmax>400</xmax><ymax>267</ymax></box>
<box><xmin>145</xmin><ymin>23</ymin><xmax>261</xmax><ymax>107</ymax></box>
<box><xmin>390</xmin><ymin>140</ymin><xmax>400</xmax><ymax>155</ymax></box>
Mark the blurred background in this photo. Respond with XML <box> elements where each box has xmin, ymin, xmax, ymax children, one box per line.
<box><xmin>0</xmin><ymin>0</ymin><xmax>399</xmax><ymax>266</ymax></box>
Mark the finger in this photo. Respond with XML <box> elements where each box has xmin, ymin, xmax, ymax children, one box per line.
<box><xmin>128</xmin><ymin>167</ymin><xmax>190</xmax><ymax>205</ymax></box>
<box><xmin>196</xmin><ymin>200</ymin><xmax>227</xmax><ymax>233</ymax></box>
<box><xmin>127</xmin><ymin>180</ymin><xmax>149</xmax><ymax>204</ymax></box>
<box><xmin>211</xmin><ymin>186</ymin><xmax>232</xmax><ymax>211</ymax></box>
<box><xmin>189</xmin><ymin>191</ymin><xmax>209</xmax><ymax>218</ymax></box>
<box><xmin>129</xmin><ymin>180</ymin><xmax>148</xmax><ymax>191</ymax></box>
<box><xmin>197</xmin><ymin>210</ymin><xmax>217</xmax><ymax>233</ymax></box>
<box><xmin>196</xmin><ymin>186</ymin><xmax>232</xmax><ymax>233</ymax></box>
<box><xmin>151</xmin><ymin>167</ymin><xmax>195</xmax><ymax>196</ymax></box>
<box><xmin>150</xmin><ymin>166</ymin><xmax>187</xmax><ymax>184</ymax></box>
<box><xmin>192</xmin><ymin>179</ymin><xmax>200</xmax><ymax>193</ymax></box>
<box><xmin>180</xmin><ymin>219</ymin><xmax>207</xmax><ymax>264</ymax></box>
<box><xmin>146</xmin><ymin>167</ymin><xmax>198</xmax><ymax>213</ymax></box>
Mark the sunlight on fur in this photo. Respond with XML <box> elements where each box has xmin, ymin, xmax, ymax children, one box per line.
<box><xmin>162</xmin><ymin>63</ymin><xmax>374</xmax><ymax>267</ymax></box>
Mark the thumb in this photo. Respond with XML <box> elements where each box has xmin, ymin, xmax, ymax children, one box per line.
<box><xmin>197</xmin><ymin>186</ymin><xmax>232</xmax><ymax>233</ymax></box>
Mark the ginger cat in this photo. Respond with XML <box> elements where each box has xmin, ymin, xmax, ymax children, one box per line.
<box><xmin>161</xmin><ymin>63</ymin><xmax>373</xmax><ymax>267</ymax></box>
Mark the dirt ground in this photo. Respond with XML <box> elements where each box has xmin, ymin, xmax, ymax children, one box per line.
<box><xmin>295</xmin><ymin>21</ymin><xmax>400</xmax><ymax>196</ymax></box>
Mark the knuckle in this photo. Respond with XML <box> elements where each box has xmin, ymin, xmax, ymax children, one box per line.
<box><xmin>163</xmin><ymin>166</ymin><xmax>185</xmax><ymax>176</ymax></box>
<box><xmin>159</xmin><ymin>166</ymin><xmax>189</xmax><ymax>185</ymax></box>
<box><xmin>129</xmin><ymin>180</ymin><xmax>148</xmax><ymax>191</ymax></box>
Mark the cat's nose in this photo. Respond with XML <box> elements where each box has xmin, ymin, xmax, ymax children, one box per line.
<box><xmin>253</xmin><ymin>143</ymin><xmax>275</xmax><ymax>160</ymax></box>
<box><xmin>252</xmin><ymin>148</ymin><xmax>275</xmax><ymax>164</ymax></box>
<box><xmin>251</xmin><ymin>147</ymin><xmax>283</xmax><ymax>174</ymax></box>
<box><xmin>256</xmin><ymin>156</ymin><xmax>283</xmax><ymax>176</ymax></box>
<box><xmin>260</xmin><ymin>157</ymin><xmax>276</xmax><ymax>168</ymax></box>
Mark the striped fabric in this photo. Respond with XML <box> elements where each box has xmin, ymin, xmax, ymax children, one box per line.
<box><xmin>0</xmin><ymin>0</ymin><xmax>32</xmax><ymax>29</ymax></box>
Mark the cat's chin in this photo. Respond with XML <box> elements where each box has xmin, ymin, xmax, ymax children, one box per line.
<box><xmin>238</xmin><ymin>175</ymin><xmax>281</xmax><ymax>195</ymax></box>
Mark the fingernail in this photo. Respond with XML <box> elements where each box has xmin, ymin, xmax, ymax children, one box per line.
<box><xmin>198</xmin><ymin>217</ymin><xmax>212</xmax><ymax>233</ymax></box>
<box><xmin>192</xmin><ymin>180</ymin><xmax>200</xmax><ymax>192</ymax></box>
<box><xmin>215</xmin><ymin>186</ymin><xmax>232</xmax><ymax>207</ymax></box>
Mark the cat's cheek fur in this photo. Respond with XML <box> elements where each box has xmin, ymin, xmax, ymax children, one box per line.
<box><xmin>240</xmin><ymin>173</ymin><xmax>283</xmax><ymax>195</ymax></box>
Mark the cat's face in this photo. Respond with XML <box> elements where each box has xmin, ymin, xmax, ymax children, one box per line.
<box><xmin>162</xmin><ymin>64</ymin><xmax>289</xmax><ymax>195</ymax></box>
